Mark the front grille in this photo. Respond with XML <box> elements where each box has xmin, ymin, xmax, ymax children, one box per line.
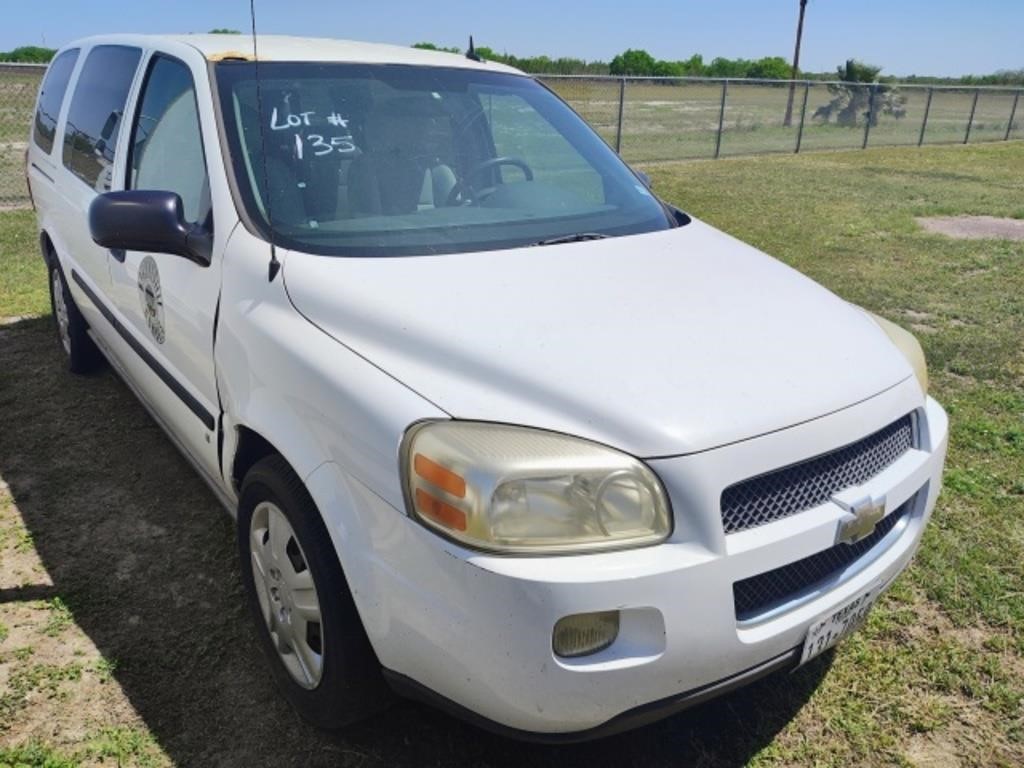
<box><xmin>733</xmin><ymin>496</ymin><xmax>914</xmax><ymax>621</ymax></box>
<box><xmin>720</xmin><ymin>415</ymin><xmax>914</xmax><ymax>534</ymax></box>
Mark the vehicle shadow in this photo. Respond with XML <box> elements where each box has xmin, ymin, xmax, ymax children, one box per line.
<box><xmin>0</xmin><ymin>316</ymin><xmax>830</xmax><ymax>767</ymax></box>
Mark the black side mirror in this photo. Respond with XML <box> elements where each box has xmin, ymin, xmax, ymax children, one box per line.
<box><xmin>94</xmin><ymin>111</ymin><xmax>120</xmax><ymax>155</ymax></box>
<box><xmin>100</xmin><ymin>110</ymin><xmax>120</xmax><ymax>141</ymax></box>
<box><xmin>89</xmin><ymin>190</ymin><xmax>212</xmax><ymax>266</ymax></box>
<box><xmin>634</xmin><ymin>169</ymin><xmax>652</xmax><ymax>189</ymax></box>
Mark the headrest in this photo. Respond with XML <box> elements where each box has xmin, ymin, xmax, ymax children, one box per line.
<box><xmin>362</xmin><ymin>96</ymin><xmax>447</xmax><ymax>158</ymax></box>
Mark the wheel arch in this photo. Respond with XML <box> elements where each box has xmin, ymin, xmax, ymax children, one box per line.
<box><xmin>39</xmin><ymin>230</ymin><xmax>56</xmax><ymax>268</ymax></box>
<box><xmin>232</xmin><ymin>424</ymin><xmax>286</xmax><ymax>492</ymax></box>
<box><xmin>226</xmin><ymin>411</ymin><xmax>326</xmax><ymax>502</ymax></box>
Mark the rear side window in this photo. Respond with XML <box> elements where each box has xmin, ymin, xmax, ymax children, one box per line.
<box><xmin>128</xmin><ymin>55</ymin><xmax>210</xmax><ymax>226</ymax></box>
<box><xmin>33</xmin><ymin>48</ymin><xmax>79</xmax><ymax>154</ymax></box>
<box><xmin>62</xmin><ymin>45</ymin><xmax>141</xmax><ymax>191</ymax></box>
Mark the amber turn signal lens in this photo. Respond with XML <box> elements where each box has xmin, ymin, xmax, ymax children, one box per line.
<box><xmin>414</xmin><ymin>488</ymin><xmax>468</xmax><ymax>532</ymax></box>
<box><xmin>414</xmin><ymin>453</ymin><xmax>467</xmax><ymax>498</ymax></box>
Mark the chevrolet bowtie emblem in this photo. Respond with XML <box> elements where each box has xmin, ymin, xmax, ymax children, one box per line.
<box><xmin>834</xmin><ymin>493</ymin><xmax>886</xmax><ymax>545</ymax></box>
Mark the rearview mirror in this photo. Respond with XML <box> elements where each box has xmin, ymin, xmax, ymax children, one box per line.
<box><xmin>89</xmin><ymin>190</ymin><xmax>211</xmax><ymax>266</ymax></box>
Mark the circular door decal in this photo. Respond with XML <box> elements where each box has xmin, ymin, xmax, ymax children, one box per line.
<box><xmin>137</xmin><ymin>256</ymin><xmax>165</xmax><ymax>344</ymax></box>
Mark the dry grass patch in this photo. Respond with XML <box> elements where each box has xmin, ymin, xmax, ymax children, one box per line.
<box><xmin>0</xmin><ymin>481</ymin><xmax>169</xmax><ymax>767</ymax></box>
<box><xmin>916</xmin><ymin>215</ymin><xmax>1024</xmax><ymax>240</ymax></box>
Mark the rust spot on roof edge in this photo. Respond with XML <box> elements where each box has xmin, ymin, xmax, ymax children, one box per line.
<box><xmin>206</xmin><ymin>50</ymin><xmax>258</xmax><ymax>62</ymax></box>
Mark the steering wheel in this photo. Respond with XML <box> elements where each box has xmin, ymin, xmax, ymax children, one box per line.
<box><xmin>446</xmin><ymin>156</ymin><xmax>534</xmax><ymax>206</ymax></box>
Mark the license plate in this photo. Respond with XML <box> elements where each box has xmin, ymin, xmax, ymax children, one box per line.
<box><xmin>799</xmin><ymin>582</ymin><xmax>884</xmax><ymax>666</ymax></box>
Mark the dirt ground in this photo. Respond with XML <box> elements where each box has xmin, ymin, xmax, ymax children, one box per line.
<box><xmin>916</xmin><ymin>215</ymin><xmax>1024</xmax><ymax>240</ymax></box>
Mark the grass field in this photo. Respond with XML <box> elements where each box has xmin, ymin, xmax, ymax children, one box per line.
<box><xmin>1</xmin><ymin>68</ymin><xmax>1023</xmax><ymax>206</ymax></box>
<box><xmin>1</xmin><ymin>142</ymin><xmax>1023</xmax><ymax>766</ymax></box>
<box><xmin>548</xmin><ymin>79</ymin><xmax>1024</xmax><ymax>163</ymax></box>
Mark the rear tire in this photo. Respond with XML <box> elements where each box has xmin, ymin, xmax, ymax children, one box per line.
<box><xmin>238</xmin><ymin>454</ymin><xmax>391</xmax><ymax>729</ymax></box>
<box><xmin>48</xmin><ymin>259</ymin><xmax>101</xmax><ymax>374</ymax></box>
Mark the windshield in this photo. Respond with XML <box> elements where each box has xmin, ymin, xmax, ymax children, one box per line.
<box><xmin>214</xmin><ymin>62</ymin><xmax>676</xmax><ymax>256</ymax></box>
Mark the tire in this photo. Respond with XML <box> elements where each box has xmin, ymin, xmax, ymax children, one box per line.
<box><xmin>238</xmin><ymin>454</ymin><xmax>391</xmax><ymax>728</ymax></box>
<box><xmin>47</xmin><ymin>258</ymin><xmax>101</xmax><ymax>374</ymax></box>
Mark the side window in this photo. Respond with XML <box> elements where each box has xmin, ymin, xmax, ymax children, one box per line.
<box><xmin>33</xmin><ymin>48</ymin><xmax>79</xmax><ymax>154</ymax></box>
<box><xmin>482</xmin><ymin>92</ymin><xmax>604</xmax><ymax>204</ymax></box>
<box><xmin>62</xmin><ymin>45</ymin><xmax>141</xmax><ymax>191</ymax></box>
<box><xmin>128</xmin><ymin>55</ymin><xmax>210</xmax><ymax>226</ymax></box>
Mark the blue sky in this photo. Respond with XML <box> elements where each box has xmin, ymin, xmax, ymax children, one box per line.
<box><xmin>3</xmin><ymin>1</ymin><xmax>1020</xmax><ymax>77</ymax></box>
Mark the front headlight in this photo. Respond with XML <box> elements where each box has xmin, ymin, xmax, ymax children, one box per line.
<box><xmin>866</xmin><ymin>311</ymin><xmax>929</xmax><ymax>394</ymax></box>
<box><xmin>400</xmin><ymin>421</ymin><xmax>672</xmax><ymax>554</ymax></box>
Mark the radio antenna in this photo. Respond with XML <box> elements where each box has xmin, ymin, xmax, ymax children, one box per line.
<box><xmin>249</xmin><ymin>0</ymin><xmax>281</xmax><ymax>282</ymax></box>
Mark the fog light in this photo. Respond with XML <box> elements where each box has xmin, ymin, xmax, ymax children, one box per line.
<box><xmin>552</xmin><ymin>611</ymin><xmax>620</xmax><ymax>658</ymax></box>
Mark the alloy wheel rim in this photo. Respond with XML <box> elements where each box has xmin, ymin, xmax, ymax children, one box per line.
<box><xmin>250</xmin><ymin>501</ymin><xmax>325</xmax><ymax>689</ymax></box>
<box><xmin>52</xmin><ymin>269</ymin><xmax>71</xmax><ymax>355</ymax></box>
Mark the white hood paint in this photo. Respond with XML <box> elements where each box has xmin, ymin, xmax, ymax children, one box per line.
<box><xmin>283</xmin><ymin>219</ymin><xmax>913</xmax><ymax>457</ymax></box>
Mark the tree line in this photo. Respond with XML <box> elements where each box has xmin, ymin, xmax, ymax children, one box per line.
<box><xmin>895</xmin><ymin>70</ymin><xmax>1024</xmax><ymax>86</ymax></box>
<box><xmin>414</xmin><ymin>42</ymin><xmax>1024</xmax><ymax>85</ymax></box>
<box><xmin>0</xmin><ymin>46</ymin><xmax>56</xmax><ymax>63</ymax></box>
<box><xmin>414</xmin><ymin>43</ymin><xmax>792</xmax><ymax>78</ymax></box>
<box><xmin>2</xmin><ymin>40</ymin><xmax>1020</xmax><ymax>86</ymax></box>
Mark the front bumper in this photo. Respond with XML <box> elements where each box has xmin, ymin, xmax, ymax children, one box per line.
<box><xmin>382</xmin><ymin>644</ymin><xmax>802</xmax><ymax>743</ymax></box>
<box><xmin>309</xmin><ymin>383</ymin><xmax>948</xmax><ymax>736</ymax></box>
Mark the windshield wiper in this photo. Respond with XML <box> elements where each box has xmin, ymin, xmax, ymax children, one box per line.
<box><xmin>532</xmin><ymin>232</ymin><xmax>610</xmax><ymax>247</ymax></box>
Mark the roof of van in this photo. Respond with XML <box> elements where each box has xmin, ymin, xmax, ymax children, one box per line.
<box><xmin>66</xmin><ymin>34</ymin><xmax>525</xmax><ymax>75</ymax></box>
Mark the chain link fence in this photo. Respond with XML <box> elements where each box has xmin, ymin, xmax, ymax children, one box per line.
<box><xmin>545</xmin><ymin>75</ymin><xmax>1023</xmax><ymax>163</ymax></box>
<box><xmin>1</xmin><ymin>63</ymin><xmax>43</xmax><ymax>208</ymax></box>
<box><xmin>1</xmin><ymin>64</ymin><xmax>1022</xmax><ymax>207</ymax></box>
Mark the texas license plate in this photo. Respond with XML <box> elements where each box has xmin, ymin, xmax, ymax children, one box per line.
<box><xmin>799</xmin><ymin>583</ymin><xmax>883</xmax><ymax>666</ymax></box>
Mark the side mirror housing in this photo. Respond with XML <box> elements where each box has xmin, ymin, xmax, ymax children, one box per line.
<box><xmin>634</xmin><ymin>169</ymin><xmax>652</xmax><ymax>188</ymax></box>
<box><xmin>99</xmin><ymin>110</ymin><xmax>120</xmax><ymax>142</ymax></box>
<box><xmin>89</xmin><ymin>190</ymin><xmax>211</xmax><ymax>266</ymax></box>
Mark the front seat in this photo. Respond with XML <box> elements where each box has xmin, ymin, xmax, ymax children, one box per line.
<box><xmin>348</xmin><ymin>97</ymin><xmax>456</xmax><ymax>215</ymax></box>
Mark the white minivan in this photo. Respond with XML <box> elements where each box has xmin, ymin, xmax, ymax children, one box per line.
<box><xmin>28</xmin><ymin>34</ymin><xmax>947</xmax><ymax>740</ymax></box>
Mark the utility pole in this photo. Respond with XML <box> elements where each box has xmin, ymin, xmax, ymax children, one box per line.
<box><xmin>783</xmin><ymin>0</ymin><xmax>809</xmax><ymax>127</ymax></box>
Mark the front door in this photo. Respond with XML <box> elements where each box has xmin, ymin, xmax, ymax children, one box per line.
<box><xmin>107</xmin><ymin>52</ymin><xmax>222</xmax><ymax>480</ymax></box>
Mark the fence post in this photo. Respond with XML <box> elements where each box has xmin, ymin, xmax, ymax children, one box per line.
<box><xmin>964</xmin><ymin>88</ymin><xmax>980</xmax><ymax>144</ymax></box>
<box><xmin>614</xmin><ymin>77</ymin><xmax>625</xmax><ymax>154</ymax></box>
<box><xmin>714</xmin><ymin>79</ymin><xmax>728</xmax><ymax>159</ymax></box>
<box><xmin>862</xmin><ymin>84</ymin><xmax>877</xmax><ymax>149</ymax></box>
<box><xmin>918</xmin><ymin>87</ymin><xmax>934</xmax><ymax>146</ymax></box>
<box><xmin>1005</xmin><ymin>90</ymin><xmax>1020</xmax><ymax>141</ymax></box>
<box><xmin>794</xmin><ymin>81</ymin><xmax>810</xmax><ymax>153</ymax></box>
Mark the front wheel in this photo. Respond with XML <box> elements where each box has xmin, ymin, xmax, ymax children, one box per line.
<box><xmin>48</xmin><ymin>260</ymin><xmax>101</xmax><ymax>374</ymax></box>
<box><xmin>238</xmin><ymin>455</ymin><xmax>391</xmax><ymax>728</ymax></box>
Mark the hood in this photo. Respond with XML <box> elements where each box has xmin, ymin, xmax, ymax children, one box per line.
<box><xmin>282</xmin><ymin>220</ymin><xmax>913</xmax><ymax>457</ymax></box>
